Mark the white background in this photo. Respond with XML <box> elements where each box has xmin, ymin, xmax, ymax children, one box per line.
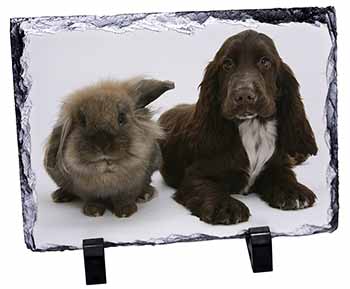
<box><xmin>27</xmin><ymin>19</ymin><xmax>332</xmax><ymax>248</ymax></box>
<box><xmin>1</xmin><ymin>0</ymin><xmax>348</xmax><ymax>288</ymax></box>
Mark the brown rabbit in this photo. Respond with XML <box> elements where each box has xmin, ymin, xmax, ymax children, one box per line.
<box><xmin>44</xmin><ymin>78</ymin><xmax>174</xmax><ymax>217</ymax></box>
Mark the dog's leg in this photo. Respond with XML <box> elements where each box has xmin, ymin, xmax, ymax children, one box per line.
<box><xmin>254</xmin><ymin>166</ymin><xmax>316</xmax><ymax>210</ymax></box>
<box><xmin>174</xmin><ymin>169</ymin><xmax>250</xmax><ymax>225</ymax></box>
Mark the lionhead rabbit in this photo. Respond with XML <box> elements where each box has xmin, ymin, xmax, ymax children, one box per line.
<box><xmin>44</xmin><ymin>78</ymin><xmax>174</xmax><ymax>217</ymax></box>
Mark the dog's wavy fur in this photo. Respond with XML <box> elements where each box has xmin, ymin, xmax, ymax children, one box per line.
<box><xmin>159</xmin><ymin>30</ymin><xmax>318</xmax><ymax>225</ymax></box>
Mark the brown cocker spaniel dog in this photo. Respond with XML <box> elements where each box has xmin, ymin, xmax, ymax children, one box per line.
<box><xmin>159</xmin><ymin>29</ymin><xmax>318</xmax><ymax>225</ymax></box>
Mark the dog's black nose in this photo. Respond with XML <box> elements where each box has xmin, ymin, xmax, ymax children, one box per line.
<box><xmin>233</xmin><ymin>89</ymin><xmax>257</xmax><ymax>105</ymax></box>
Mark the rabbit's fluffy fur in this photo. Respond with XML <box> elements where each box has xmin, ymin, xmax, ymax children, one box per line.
<box><xmin>44</xmin><ymin>78</ymin><xmax>174</xmax><ymax>217</ymax></box>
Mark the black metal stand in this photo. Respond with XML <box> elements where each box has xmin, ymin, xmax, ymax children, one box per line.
<box><xmin>83</xmin><ymin>238</ymin><xmax>107</xmax><ymax>285</ymax></box>
<box><xmin>246</xmin><ymin>226</ymin><xmax>273</xmax><ymax>273</ymax></box>
<box><xmin>81</xmin><ymin>227</ymin><xmax>272</xmax><ymax>284</ymax></box>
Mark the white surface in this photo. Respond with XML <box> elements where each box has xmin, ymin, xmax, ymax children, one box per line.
<box><xmin>1</xmin><ymin>1</ymin><xmax>349</xmax><ymax>289</ymax></box>
<box><xmin>25</xmin><ymin>18</ymin><xmax>333</xmax><ymax>249</ymax></box>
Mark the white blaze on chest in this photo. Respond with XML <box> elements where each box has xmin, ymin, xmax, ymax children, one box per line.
<box><xmin>238</xmin><ymin>118</ymin><xmax>277</xmax><ymax>194</ymax></box>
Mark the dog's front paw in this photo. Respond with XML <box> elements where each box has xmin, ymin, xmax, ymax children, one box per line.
<box><xmin>266</xmin><ymin>182</ymin><xmax>316</xmax><ymax>210</ymax></box>
<box><xmin>113</xmin><ymin>203</ymin><xmax>138</xmax><ymax>218</ymax></box>
<box><xmin>83</xmin><ymin>202</ymin><xmax>106</xmax><ymax>217</ymax></box>
<box><xmin>198</xmin><ymin>197</ymin><xmax>250</xmax><ymax>225</ymax></box>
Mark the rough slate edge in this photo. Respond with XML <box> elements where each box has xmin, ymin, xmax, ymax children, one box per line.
<box><xmin>9</xmin><ymin>6</ymin><xmax>338</xmax><ymax>252</ymax></box>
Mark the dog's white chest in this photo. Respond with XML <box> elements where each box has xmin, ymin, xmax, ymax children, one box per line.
<box><xmin>238</xmin><ymin>118</ymin><xmax>277</xmax><ymax>193</ymax></box>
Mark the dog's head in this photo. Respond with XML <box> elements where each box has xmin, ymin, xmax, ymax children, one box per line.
<box><xmin>204</xmin><ymin>30</ymin><xmax>282</xmax><ymax>120</ymax></box>
<box><xmin>197</xmin><ymin>29</ymin><xmax>318</xmax><ymax>159</ymax></box>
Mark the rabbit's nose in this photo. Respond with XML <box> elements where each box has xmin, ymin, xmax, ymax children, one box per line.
<box><xmin>91</xmin><ymin>131</ymin><xmax>113</xmax><ymax>152</ymax></box>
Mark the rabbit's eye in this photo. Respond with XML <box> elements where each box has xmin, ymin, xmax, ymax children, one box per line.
<box><xmin>79</xmin><ymin>111</ymin><xmax>87</xmax><ymax>127</ymax></box>
<box><xmin>118</xmin><ymin>112</ymin><xmax>127</xmax><ymax>126</ymax></box>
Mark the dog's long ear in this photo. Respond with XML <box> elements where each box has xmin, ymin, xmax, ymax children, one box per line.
<box><xmin>196</xmin><ymin>60</ymin><xmax>220</xmax><ymax>116</ymax></box>
<box><xmin>132</xmin><ymin>79</ymin><xmax>175</xmax><ymax>108</ymax></box>
<box><xmin>277</xmin><ymin>62</ymin><xmax>318</xmax><ymax>160</ymax></box>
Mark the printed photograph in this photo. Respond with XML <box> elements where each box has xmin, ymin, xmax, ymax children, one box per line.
<box><xmin>10</xmin><ymin>7</ymin><xmax>338</xmax><ymax>251</ymax></box>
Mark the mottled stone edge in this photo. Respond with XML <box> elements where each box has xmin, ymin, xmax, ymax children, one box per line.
<box><xmin>9</xmin><ymin>6</ymin><xmax>338</xmax><ymax>252</ymax></box>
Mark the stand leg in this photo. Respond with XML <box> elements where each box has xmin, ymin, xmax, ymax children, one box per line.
<box><xmin>245</xmin><ymin>226</ymin><xmax>273</xmax><ymax>273</ymax></box>
<box><xmin>83</xmin><ymin>238</ymin><xmax>107</xmax><ymax>285</ymax></box>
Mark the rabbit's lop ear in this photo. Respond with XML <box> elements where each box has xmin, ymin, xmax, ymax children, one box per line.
<box><xmin>44</xmin><ymin>115</ymin><xmax>72</xmax><ymax>176</ymax></box>
<box><xmin>56</xmin><ymin>117</ymin><xmax>72</xmax><ymax>173</ymax></box>
<box><xmin>133</xmin><ymin>79</ymin><xmax>175</xmax><ymax>108</ymax></box>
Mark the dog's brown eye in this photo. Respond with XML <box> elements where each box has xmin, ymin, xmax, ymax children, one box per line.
<box><xmin>259</xmin><ymin>57</ymin><xmax>272</xmax><ymax>69</ymax></box>
<box><xmin>223</xmin><ymin>58</ymin><xmax>234</xmax><ymax>71</ymax></box>
<box><xmin>118</xmin><ymin>112</ymin><xmax>127</xmax><ymax>126</ymax></box>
